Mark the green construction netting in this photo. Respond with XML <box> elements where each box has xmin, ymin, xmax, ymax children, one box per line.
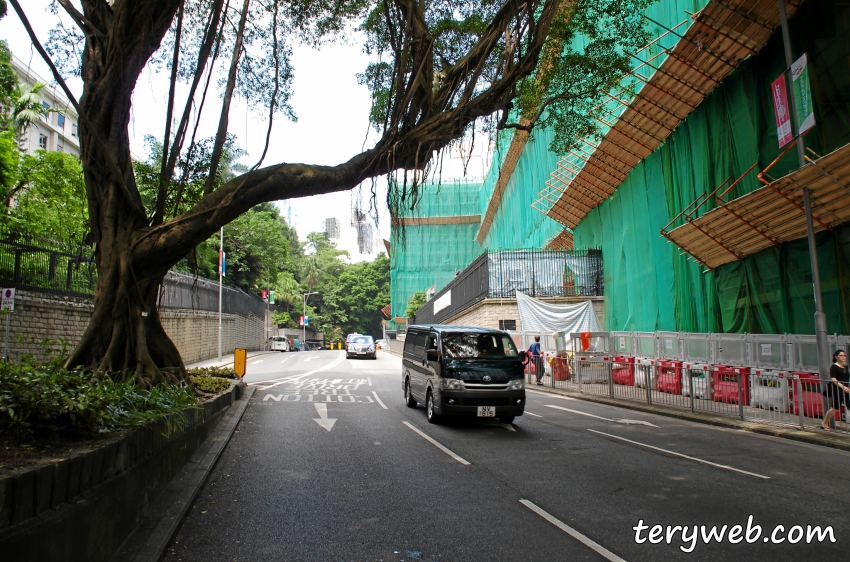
<box><xmin>574</xmin><ymin>0</ymin><xmax>850</xmax><ymax>334</ymax></box>
<box><xmin>390</xmin><ymin>179</ymin><xmax>484</xmax><ymax>319</ymax></box>
<box><xmin>479</xmin><ymin>0</ymin><xmax>710</xmax><ymax>251</ymax></box>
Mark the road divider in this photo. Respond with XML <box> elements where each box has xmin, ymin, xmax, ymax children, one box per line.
<box><xmin>587</xmin><ymin>429</ymin><xmax>770</xmax><ymax>479</ymax></box>
<box><xmin>520</xmin><ymin>499</ymin><xmax>626</xmax><ymax>562</ymax></box>
<box><xmin>402</xmin><ymin>421</ymin><xmax>470</xmax><ymax>465</ymax></box>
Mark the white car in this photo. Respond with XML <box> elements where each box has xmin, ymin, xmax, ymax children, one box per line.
<box><xmin>347</xmin><ymin>335</ymin><xmax>376</xmax><ymax>359</ymax></box>
<box><xmin>269</xmin><ymin>336</ymin><xmax>290</xmax><ymax>352</ymax></box>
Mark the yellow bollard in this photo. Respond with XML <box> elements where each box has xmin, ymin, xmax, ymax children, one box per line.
<box><xmin>234</xmin><ymin>348</ymin><xmax>247</xmax><ymax>378</ymax></box>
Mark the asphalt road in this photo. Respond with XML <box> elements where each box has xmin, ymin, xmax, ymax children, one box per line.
<box><xmin>165</xmin><ymin>349</ymin><xmax>849</xmax><ymax>561</ymax></box>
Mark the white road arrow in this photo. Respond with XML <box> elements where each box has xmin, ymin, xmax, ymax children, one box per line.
<box><xmin>312</xmin><ymin>403</ymin><xmax>337</xmax><ymax>432</ymax></box>
<box><xmin>304</xmin><ymin>356</ymin><xmax>320</xmax><ymax>362</ymax></box>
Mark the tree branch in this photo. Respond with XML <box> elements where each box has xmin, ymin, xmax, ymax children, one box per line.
<box><xmin>162</xmin><ymin>0</ymin><xmax>227</xmax><ymax>192</ymax></box>
<box><xmin>56</xmin><ymin>0</ymin><xmax>105</xmax><ymax>37</ymax></box>
<box><xmin>153</xmin><ymin>0</ymin><xmax>184</xmax><ymax>227</ymax></box>
<box><xmin>203</xmin><ymin>0</ymin><xmax>251</xmax><ymax>196</ymax></box>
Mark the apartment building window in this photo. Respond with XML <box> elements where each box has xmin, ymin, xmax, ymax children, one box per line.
<box><xmin>499</xmin><ymin>320</ymin><xmax>517</xmax><ymax>330</ymax></box>
<box><xmin>38</xmin><ymin>134</ymin><xmax>48</xmax><ymax>150</ymax></box>
<box><xmin>57</xmin><ymin>114</ymin><xmax>65</xmax><ymax>127</ymax></box>
<box><xmin>71</xmin><ymin>123</ymin><xmax>77</xmax><ymax>137</ymax></box>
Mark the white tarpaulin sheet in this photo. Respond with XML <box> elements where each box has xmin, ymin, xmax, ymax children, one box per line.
<box><xmin>515</xmin><ymin>291</ymin><xmax>602</xmax><ymax>334</ymax></box>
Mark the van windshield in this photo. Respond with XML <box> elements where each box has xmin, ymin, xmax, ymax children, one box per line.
<box><xmin>442</xmin><ymin>333</ymin><xmax>518</xmax><ymax>359</ymax></box>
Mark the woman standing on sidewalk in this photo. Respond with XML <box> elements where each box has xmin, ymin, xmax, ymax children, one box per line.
<box><xmin>823</xmin><ymin>349</ymin><xmax>850</xmax><ymax>430</ymax></box>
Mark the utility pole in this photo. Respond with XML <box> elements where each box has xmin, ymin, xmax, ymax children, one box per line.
<box><xmin>303</xmin><ymin>291</ymin><xmax>318</xmax><ymax>348</ymax></box>
<box><xmin>218</xmin><ymin>227</ymin><xmax>223</xmax><ymax>362</ymax></box>
<box><xmin>777</xmin><ymin>0</ymin><xmax>831</xmax><ymax>424</ymax></box>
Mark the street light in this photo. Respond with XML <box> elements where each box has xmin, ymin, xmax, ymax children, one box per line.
<box><xmin>302</xmin><ymin>291</ymin><xmax>318</xmax><ymax>348</ymax></box>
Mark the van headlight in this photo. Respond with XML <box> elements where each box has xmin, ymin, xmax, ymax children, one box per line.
<box><xmin>440</xmin><ymin>378</ymin><xmax>463</xmax><ymax>390</ymax></box>
<box><xmin>509</xmin><ymin>379</ymin><xmax>524</xmax><ymax>390</ymax></box>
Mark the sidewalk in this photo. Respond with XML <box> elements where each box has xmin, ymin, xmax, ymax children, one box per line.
<box><xmin>528</xmin><ymin>384</ymin><xmax>850</xmax><ymax>453</ymax></box>
<box><xmin>187</xmin><ymin>350</ymin><xmax>274</xmax><ymax>369</ymax></box>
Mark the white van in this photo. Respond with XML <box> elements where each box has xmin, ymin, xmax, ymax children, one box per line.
<box><xmin>270</xmin><ymin>336</ymin><xmax>290</xmax><ymax>352</ymax></box>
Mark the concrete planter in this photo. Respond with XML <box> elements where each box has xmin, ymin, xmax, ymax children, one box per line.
<box><xmin>0</xmin><ymin>383</ymin><xmax>243</xmax><ymax>562</ymax></box>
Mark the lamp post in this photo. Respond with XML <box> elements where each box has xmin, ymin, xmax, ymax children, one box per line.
<box><xmin>302</xmin><ymin>291</ymin><xmax>318</xmax><ymax>348</ymax></box>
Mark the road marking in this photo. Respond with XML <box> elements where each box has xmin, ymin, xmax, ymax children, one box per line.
<box><xmin>372</xmin><ymin>391</ymin><xmax>388</xmax><ymax>409</ymax></box>
<box><xmin>402</xmin><ymin>421</ymin><xmax>470</xmax><ymax>466</ymax></box>
<box><xmin>528</xmin><ymin>390</ymin><xmax>576</xmax><ymax>400</ymax></box>
<box><xmin>545</xmin><ymin>405</ymin><xmax>658</xmax><ymax>427</ymax></box>
<box><xmin>280</xmin><ymin>356</ymin><xmax>292</xmax><ymax>364</ymax></box>
<box><xmin>525</xmin><ymin>412</ymin><xmax>542</xmax><ymax>418</ymax></box>
<box><xmin>250</xmin><ymin>359</ymin><xmax>264</xmax><ymax>364</ymax></box>
<box><xmin>255</xmin><ymin>351</ymin><xmax>347</xmax><ymax>389</ymax></box>
<box><xmin>587</xmin><ymin>429</ymin><xmax>771</xmax><ymax>479</ymax></box>
<box><xmin>520</xmin><ymin>500</ymin><xmax>626</xmax><ymax>562</ymax></box>
<box><xmin>304</xmin><ymin>356</ymin><xmax>320</xmax><ymax>361</ymax></box>
<box><xmin>312</xmin><ymin>403</ymin><xmax>337</xmax><ymax>432</ymax></box>
<box><xmin>368</xmin><ymin>377</ymin><xmax>372</xmax><ymax>386</ymax></box>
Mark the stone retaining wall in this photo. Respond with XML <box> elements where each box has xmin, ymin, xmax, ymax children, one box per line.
<box><xmin>3</xmin><ymin>290</ymin><xmax>263</xmax><ymax>364</ymax></box>
<box><xmin>0</xmin><ymin>384</ymin><xmax>244</xmax><ymax>562</ymax></box>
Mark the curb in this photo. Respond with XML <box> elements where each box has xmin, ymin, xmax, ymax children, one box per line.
<box><xmin>527</xmin><ymin>385</ymin><xmax>850</xmax><ymax>452</ymax></box>
<box><xmin>111</xmin><ymin>385</ymin><xmax>256</xmax><ymax>562</ymax></box>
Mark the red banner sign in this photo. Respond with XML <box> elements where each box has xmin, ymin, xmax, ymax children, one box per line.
<box><xmin>771</xmin><ymin>73</ymin><xmax>793</xmax><ymax>148</ymax></box>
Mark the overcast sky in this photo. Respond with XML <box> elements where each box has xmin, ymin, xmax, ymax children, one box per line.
<box><xmin>1</xmin><ymin>2</ymin><xmax>489</xmax><ymax>262</ymax></box>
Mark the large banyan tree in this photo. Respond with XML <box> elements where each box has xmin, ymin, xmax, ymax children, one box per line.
<box><xmin>10</xmin><ymin>0</ymin><xmax>649</xmax><ymax>385</ymax></box>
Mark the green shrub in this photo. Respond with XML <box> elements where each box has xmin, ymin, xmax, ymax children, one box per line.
<box><xmin>188</xmin><ymin>366</ymin><xmax>238</xmax><ymax>379</ymax></box>
<box><xmin>0</xmin><ymin>357</ymin><xmax>198</xmax><ymax>437</ymax></box>
<box><xmin>189</xmin><ymin>375</ymin><xmax>231</xmax><ymax>393</ymax></box>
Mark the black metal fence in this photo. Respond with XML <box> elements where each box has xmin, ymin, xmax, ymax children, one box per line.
<box><xmin>414</xmin><ymin>248</ymin><xmax>603</xmax><ymax>325</ymax></box>
<box><xmin>0</xmin><ymin>230</ymin><xmax>96</xmax><ymax>296</ymax></box>
<box><xmin>158</xmin><ymin>270</ymin><xmax>266</xmax><ymax>318</ymax></box>
<box><xmin>0</xmin><ymin>229</ymin><xmax>265</xmax><ymax>317</ymax></box>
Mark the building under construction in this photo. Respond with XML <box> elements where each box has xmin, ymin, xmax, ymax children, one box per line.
<box><xmin>390</xmin><ymin>0</ymin><xmax>850</xmax><ymax>336</ymax></box>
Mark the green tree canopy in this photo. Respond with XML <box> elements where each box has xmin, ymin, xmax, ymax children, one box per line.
<box><xmin>406</xmin><ymin>291</ymin><xmax>427</xmax><ymax>319</ymax></box>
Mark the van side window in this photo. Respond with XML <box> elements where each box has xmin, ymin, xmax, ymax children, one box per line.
<box><xmin>403</xmin><ymin>331</ymin><xmax>419</xmax><ymax>356</ymax></box>
<box><xmin>426</xmin><ymin>336</ymin><xmax>438</xmax><ymax>358</ymax></box>
<box><xmin>412</xmin><ymin>333</ymin><xmax>427</xmax><ymax>359</ymax></box>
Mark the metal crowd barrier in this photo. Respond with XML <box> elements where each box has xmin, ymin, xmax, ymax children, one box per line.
<box><xmin>524</xmin><ymin>330</ymin><xmax>850</xmax><ymax>435</ymax></box>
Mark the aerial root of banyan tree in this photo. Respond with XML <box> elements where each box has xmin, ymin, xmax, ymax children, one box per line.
<box><xmin>63</xmin><ymin>260</ymin><xmax>187</xmax><ymax>388</ymax></box>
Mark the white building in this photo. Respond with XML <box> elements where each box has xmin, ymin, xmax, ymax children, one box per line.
<box><xmin>323</xmin><ymin>217</ymin><xmax>341</xmax><ymax>239</ymax></box>
<box><xmin>11</xmin><ymin>55</ymin><xmax>80</xmax><ymax>157</ymax></box>
<box><xmin>278</xmin><ymin>199</ymin><xmax>297</xmax><ymax>229</ymax></box>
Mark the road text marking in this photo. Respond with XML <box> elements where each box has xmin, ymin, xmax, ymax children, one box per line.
<box><xmin>255</xmin><ymin>352</ymin><xmax>346</xmax><ymax>389</ymax></box>
<box><xmin>312</xmin><ymin>403</ymin><xmax>337</xmax><ymax>432</ymax></box>
<box><xmin>587</xmin><ymin>429</ymin><xmax>770</xmax><ymax>479</ymax></box>
<box><xmin>372</xmin><ymin>391</ymin><xmax>388</xmax><ymax>409</ymax></box>
<box><xmin>520</xmin><ymin>500</ymin><xmax>626</xmax><ymax>562</ymax></box>
<box><xmin>545</xmin><ymin>405</ymin><xmax>658</xmax><ymax>427</ymax></box>
<box><xmin>402</xmin><ymin>421</ymin><xmax>470</xmax><ymax>465</ymax></box>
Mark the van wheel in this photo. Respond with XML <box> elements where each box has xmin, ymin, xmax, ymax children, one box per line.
<box><xmin>405</xmin><ymin>380</ymin><xmax>417</xmax><ymax>408</ymax></box>
<box><xmin>499</xmin><ymin>416</ymin><xmax>515</xmax><ymax>424</ymax></box>
<box><xmin>426</xmin><ymin>391</ymin><xmax>440</xmax><ymax>424</ymax></box>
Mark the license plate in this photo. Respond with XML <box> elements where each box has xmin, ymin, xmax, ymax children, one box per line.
<box><xmin>477</xmin><ymin>406</ymin><xmax>496</xmax><ymax>417</ymax></box>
